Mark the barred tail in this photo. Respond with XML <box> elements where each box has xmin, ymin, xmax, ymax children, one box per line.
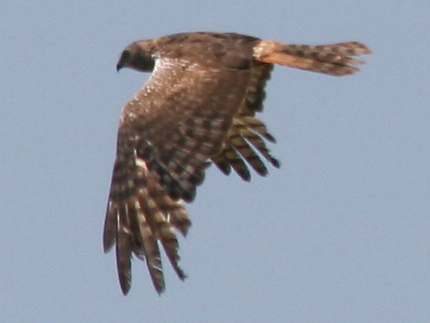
<box><xmin>253</xmin><ymin>40</ymin><xmax>372</xmax><ymax>76</ymax></box>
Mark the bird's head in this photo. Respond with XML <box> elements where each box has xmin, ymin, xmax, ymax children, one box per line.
<box><xmin>116</xmin><ymin>40</ymin><xmax>156</xmax><ymax>72</ymax></box>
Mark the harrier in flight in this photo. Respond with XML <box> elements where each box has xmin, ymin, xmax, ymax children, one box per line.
<box><xmin>103</xmin><ymin>32</ymin><xmax>371</xmax><ymax>294</ymax></box>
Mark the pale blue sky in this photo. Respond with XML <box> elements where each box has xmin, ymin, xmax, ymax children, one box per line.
<box><xmin>1</xmin><ymin>1</ymin><xmax>430</xmax><ymax>322</ymax></box>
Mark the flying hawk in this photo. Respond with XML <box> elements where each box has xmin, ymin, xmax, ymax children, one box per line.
<box><xmin>103</xmin><ymin>32</ymin><xmax>371</xmax><ymax>294</ymax></box>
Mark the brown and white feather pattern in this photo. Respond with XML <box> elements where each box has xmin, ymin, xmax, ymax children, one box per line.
<box><xmin>211</xmin><ymin>61</ymin><xmax>279</xmax><ymax>180</ymax></box>
<box><xmin>104</xmin><ymin>32</ymin><xmax>371</xmax><ymax>294</ymax></box>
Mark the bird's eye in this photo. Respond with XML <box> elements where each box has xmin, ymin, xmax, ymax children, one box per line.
<box><xmin>121</xmin><ymin>50</ymin><xmax>131</xmax><ymax>62</ymax></box>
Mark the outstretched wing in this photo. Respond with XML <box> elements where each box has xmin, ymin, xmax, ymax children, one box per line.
<box><xmin>212</xmin><ymin>61</ymin><xmax>280</xmax><ymax>181</ymax></box>
<box><xmin>103</xmin><ymin>55</ymin><xmax>252</xmax><ymax>294</ymax></box>
<box><xmin>212</xmin><ymin>40</ymin><xmax>372</xmax><ymax>180</ymax></box>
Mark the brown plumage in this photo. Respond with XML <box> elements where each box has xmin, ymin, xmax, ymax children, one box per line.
<box><xmin>103</xmin><ymin>32</ymin><xmax>371</xmax><ymax>295</ymax></box>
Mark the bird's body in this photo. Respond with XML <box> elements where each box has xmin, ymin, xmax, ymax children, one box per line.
<box><xmin>103</xmin><ymin>32</ymin><xmax>371</xmax><ymax>294</ymax></box>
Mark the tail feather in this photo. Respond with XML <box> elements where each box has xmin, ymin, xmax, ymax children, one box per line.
<box><xmin>254</xmin><ymin>40</ymin><xmax>372</xmax><ymax>76</ymax></box>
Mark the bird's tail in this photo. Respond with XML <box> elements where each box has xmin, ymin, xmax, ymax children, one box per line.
<box><xmin>253</xmin><ymin>40</ymin><xmax>372</xmax><ymax>76</ymax></box>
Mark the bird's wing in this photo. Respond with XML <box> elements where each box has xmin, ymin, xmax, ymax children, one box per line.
<box><xmin>212</xmin><ymin>40</ymin><xmax>372</xmax><ymax>180</ymax></box>
<box><xmin>212</xmin><ymin>61</ymin><xmax>280</xmax><ymax>180</ymax></box>
<box><xmin>103</xmin><ymin>56</ymin><xmax>251</xmax><ymax>294</ymax></box>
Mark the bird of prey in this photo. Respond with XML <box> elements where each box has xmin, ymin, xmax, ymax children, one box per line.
<box><xmin>103</xmin><ymin>32</ymin><xmax>371</xmax><ymax>295</ymax></box>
